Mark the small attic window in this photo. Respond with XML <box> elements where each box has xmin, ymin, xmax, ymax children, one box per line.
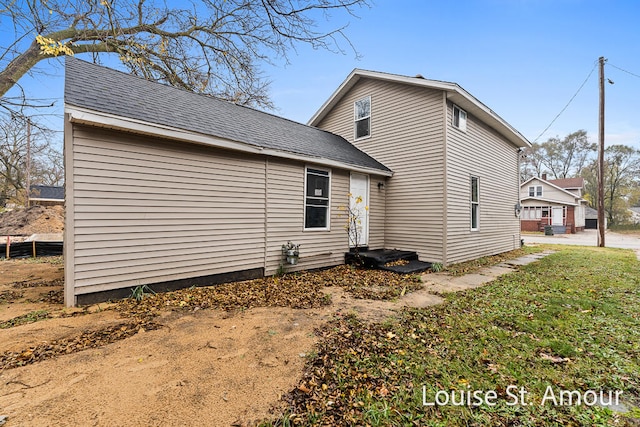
<box><xmin>453</xmin><ymin>105</ymin><xmax>467</xmax><ymax>132</ymax></box>
<box><xmin>354</xmin><ymin>96</ymin><xmax>371</xmax><ymax>139</ymax></box>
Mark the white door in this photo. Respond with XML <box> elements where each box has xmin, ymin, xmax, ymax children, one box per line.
<box><xmin>552</xmin><ymin>207</ymin><xmax>564</xmax><ymax>225</ymax></box>
<box><xmin>349</xmin><ymin>173</ymin><xmax>369</xmax><ymax>247</ymax></box>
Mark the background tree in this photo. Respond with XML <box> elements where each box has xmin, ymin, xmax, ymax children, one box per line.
<box><xmin>521</xmin><ymin>130</ymin><xmax>596</xmax><ymax>181</ymax></box>
<box><xmin>0</xmin><ymin>114</ymin><xmax>61</xmax><ymax>206</ymax></box>
<box><xmin>520</xmin><ymin>142</ymin><xmax>545</xmax><ymax>182</ymax></box>
<box><xmin>1</xmin><ymin>0</ymin><xmax>369</xmax><ymax>111</ymax></box>
<box><xmin>582</xmin><ymin>144</ymin><xmax>640</xmax><ymax>226</ymax></box>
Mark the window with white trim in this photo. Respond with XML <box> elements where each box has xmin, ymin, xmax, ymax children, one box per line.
<box><xmin>304</xmin><ymin>167</ymin><xmax>330</xmax><ymax>229</ymax></box>
<box><xmin>354</xmin><ymin>96</ymin><xmax>371</xmax><ymax>139</ymax></box>
<box><xmin>528</xmin><ymin>185</ymin><xmax>543</xmax><ymax>197</ymax></box>
<box><xmin>453</xmin><ymin>105</ymin><xmax>467</xmax><ymax>131</ymax></box>
<box><xmin>471</xmin><ymin>176</ymin><xmax>479</xmax><ymax>230</ymax></box>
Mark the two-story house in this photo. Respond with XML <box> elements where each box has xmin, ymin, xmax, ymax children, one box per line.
<box><xmin>519</xmin><ymin>174</ymin><xmax>587</xmax><ymax>234</ymax></box>
<box><xmin>310</xmin><ymin>69</ymin><xmax>530</xmax><ymax>265</ymax></box>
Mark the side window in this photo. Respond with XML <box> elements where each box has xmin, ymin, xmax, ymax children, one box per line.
<box><xmin>453</xmin><ymin>105</ymin><xmax>467</xmax><ymax>131</ymax></box>
<box><xmin>354</xmin><ymin>96</ymin><xmax>371</xmax><ymax>139</ymax></box>
<box><xmin>304</xmin><ymin>167</ymin><xmax>330</xmax><ymax>230</ymax></box>
<box><xmin>471</xmin><ymin>176</ymin><xmax>479</xmax><ymax>230</ymax></box>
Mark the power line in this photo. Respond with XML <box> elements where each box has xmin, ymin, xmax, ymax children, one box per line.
<box><xmin>532</xmin><ymin>61</ymin><xmax>598</xmax><ymax>143</ymax></box>
<box><xmin>608</xmin><ymin>62</ymin><xmax>640</xmax><ymax>79</ymax></box>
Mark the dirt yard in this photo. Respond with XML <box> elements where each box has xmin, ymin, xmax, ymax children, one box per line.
<box><xmin>0</xmin><ymin>205</ymin><xmax>64</xmax><ymax>238</ymax></box>
<box><xmin>0</xmin><ymin>259</ymin><xmax>419</xmax><ymax>426</ymax></box>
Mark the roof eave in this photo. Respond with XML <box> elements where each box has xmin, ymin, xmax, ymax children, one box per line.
<box><xmin>66</xmin><ymin>105</ymin><xmax>393</xmax><ymax>177</ymax></box>
<box><xmin>520</xmin><ymin>196</ymin><xmax>579</xmax><ymax>206</ymax></box>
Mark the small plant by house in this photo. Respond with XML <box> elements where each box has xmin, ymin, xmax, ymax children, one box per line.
<box><xmin>129</xmin><ymin>284</ymin><xmax>155</xmax><ymax>302</ymax></box>
<box><xmin>340</xmin><ymin>193</ymin><xmax>368</xmax><ymax>264</ymax></box>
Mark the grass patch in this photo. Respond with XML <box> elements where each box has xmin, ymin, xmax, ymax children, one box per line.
<box><xmin>609</xmin><ymin>225</ymin><xmax>640</xmax><ymax>235</ymax></box>
<box><xmin>0</xmin><ymin>310</ymin><xmax>50</xmax><ymax>329</ymax></box>
<box><xmin>265</xmin><ymin>246</ymin><xmax>640</xmax><ymax>426</ymax></box>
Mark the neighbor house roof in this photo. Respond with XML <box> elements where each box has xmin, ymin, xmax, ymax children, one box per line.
<box><xmin>29</xmin><ymin>185</ymin><xmax>64</xmax><ymax>201</ymax></box>
<box><xmin>64</xmin><ymin>58</ymin><xmax>392</xmax><ymax>176</ymax></box>
<box><xmin>547</xmin><ymin>177</ymin><xmax>584</xmax><ymax>189</ymax></box>
<box><xmin>308</xmin><ymin>69</ymin><xmax>531</xmax><ymax>149</ymax></box>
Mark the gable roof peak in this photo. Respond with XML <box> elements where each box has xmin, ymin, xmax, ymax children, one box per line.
<box><xmin>309</xmin><ymin>68</ymin><xmax>530</xmax><ymax>149</ymax></box>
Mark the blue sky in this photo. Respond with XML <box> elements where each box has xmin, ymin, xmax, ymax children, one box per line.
<box><xmin>3</xmin><ymin>0</ymin><xmax>640</xmax><ymax>151</ymax></box>
<box><xmin>265</xmin><ymin>0</ymin><xmax>640</xmax><ymax>150</ymax></box>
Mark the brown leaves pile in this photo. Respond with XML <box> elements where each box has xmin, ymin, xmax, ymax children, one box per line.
<box><xmin>305</xmin><ymin>265</ymin><xmax>423</xmax><ymax>300</ymax></box>
<box><xmin>117</xmin><ymin>265</ymin><xmax>423</xmax><ymax>317</ymax></box>
<box><xmin>383</xmin><ymin>259</ymin><xmax>409</xmax><ymax>267</ymax></box>
<box><xmin>0</xmin><ymin>320</ymin><xmax>160</xmax><ymax>370</ymax></box>
<box><xmin>276</xmin><ymin>314</ymin><xmax>403</xmax><ymax>425</ymax></box>
<box><xmin>116</xmin><ymin>273</ymin><xmax>331</xmax><ymax>318</ymax></box>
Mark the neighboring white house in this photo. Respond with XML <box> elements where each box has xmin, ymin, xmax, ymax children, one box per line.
<box><xmin>520</xmin><ymin>175</ymin><xmax>587</xmax><ymax>233</ymax></box>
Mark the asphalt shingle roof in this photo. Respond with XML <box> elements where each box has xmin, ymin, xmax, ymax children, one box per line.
<box><xmin>548</xmin><ymin>178</ymin><xmax>584</xmax><ymax>189</ymax></box>
<box><xmin>64</xmin><ymin>57</ymin><xmax>391</xmax><ymax>174</ymax></box>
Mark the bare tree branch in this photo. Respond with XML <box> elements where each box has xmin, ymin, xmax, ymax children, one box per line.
<box><xmin>0</xmin><ymin>0</ymin><xmax>370</xmax><ymax>110</ymax></box>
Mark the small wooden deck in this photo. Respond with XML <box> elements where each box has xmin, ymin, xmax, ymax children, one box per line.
<box><xmin>345</xmin><ymin>249</ymin><xmax>432</xmax><ymax>274</ymax></box>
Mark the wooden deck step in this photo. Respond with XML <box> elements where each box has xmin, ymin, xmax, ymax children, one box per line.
<box><xmin>345</xmin><ymin>249</ymin><xmax>432</xmax><ymax>273</ymax></box>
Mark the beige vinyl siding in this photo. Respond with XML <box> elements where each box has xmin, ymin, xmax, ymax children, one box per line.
<box><xmin>317</xmin><ymin>79</ymin><xmax>445</xmax><ymax>261</ymax></box>
<box><xmin>66</xmin><ymin>126</ymin><xmax>362</xmax><ymax>304</ymax></box>
<box><xmin>445</xmin><ymin>103</ymin><xmax>521</xmax><ymax>263</ymax></box>
<box><xmin>264</xmin><ymin>158</ymin><xmax>349</xmax><ymax>274</ymax></box>
<box><xmin>68</xmin><ymin>126</ymin><xmax>266</xmax><ymax>296</ymax></box>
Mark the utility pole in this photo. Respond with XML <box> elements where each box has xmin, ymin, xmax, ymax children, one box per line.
<box><xmin>597</xmin><ymin>57</ymin><xmax>605</xmax><ymax>247</ymax></box>
<box><xmin>26</xmin><ymin>118</ymin><xmax>31</xmax><ymax>208</ymax></box>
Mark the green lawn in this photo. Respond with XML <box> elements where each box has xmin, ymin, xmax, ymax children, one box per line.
<box><xmin>264</xmin><ymin>246</ymin><xmax>640</xmax><ymax>426</ymax></box>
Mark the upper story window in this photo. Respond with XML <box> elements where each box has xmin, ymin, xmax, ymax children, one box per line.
<box><xmin>528</xmin><ymin>185</ymin><xmax>543</xmax><ymax>197</ymax></box>
<box><xmin>453</xmin><ymin>105</ymin><xmax>467</xmax><ymax>132</ymax></box>
<box><xmin>304</xmin><ymin>167</ymin><xmax>331</xmax><ymax>230</ymax></box>
<box><xmin>354</xmin><ymin>96</ymin><xmax>371</xmax><ymax>139</ymax></box>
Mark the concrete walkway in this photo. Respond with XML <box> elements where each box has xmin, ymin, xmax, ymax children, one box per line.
<box><xmin>323</xmin><ymin>251</ymin><xmax>554</xmax><ymax>321</ymax></box>
<box><xmin>403</xmin><ymin>251</ymin><xmax>553</xmax><ymax>308</ymax></box>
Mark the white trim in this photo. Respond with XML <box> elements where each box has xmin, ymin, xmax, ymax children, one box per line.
<box><xmin>29</xmin><ymin>198</ymin><xmax>64</xmax><ymax>203</ymax></box>
<box><xmin>520</xmin><ymin>197</ymin><xmax>579</xmax><ymax>206</ymax></box>
<box><xmin>303</xmin><ymin>166</ymin><xmax>331</xmax><ymax>231</ymax></box>
<box><xmin>65</xmin><ymin>106</ymin><xmax>393</xmax><ymax>178</ymax></box>
<box><xmin>308</xmin><ymin>69</ymin><xmax>530</xmax><ymax>148</ymax></box>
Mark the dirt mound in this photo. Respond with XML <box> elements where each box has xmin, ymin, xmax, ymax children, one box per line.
<box><xmin>0</xmin><ymin>205</ymin><xmax>64</xmax><ymax>236</ymax></box>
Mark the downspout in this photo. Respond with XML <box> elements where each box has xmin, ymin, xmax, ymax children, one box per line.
<box><xmin>516</xmin><ymin>148</ymin><xmax>522</xmax><ymax>249</ymax></box>
<box><xmin>441</xmin><ymin>93</ymin><xmax>448</xmax><ymax>265</ymax></box>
